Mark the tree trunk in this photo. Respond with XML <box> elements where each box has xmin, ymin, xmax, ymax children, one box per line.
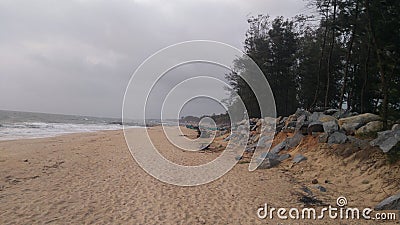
<box><xmin>360</xmin><ymin>40</ymin><xmax>371</xmax><ymax>113</ymax></box>
<box><xmin>325</xmin><ymin>0</ymin><xmax>337</xmax><ymax>108</ymax></box>
<box><xmin>339</xmin><ymin>0</ymin><xmax>358</xmax><ymax>110</ymax></box>
<box><xmin>310</xmin><ymin>0</ymin><xmax>331</xmax><ymax>110</ymax></box>
<box><xmin>366</xmin><ymin>1</ymin><xmax>388</xmax><ymax>129</ymax></box>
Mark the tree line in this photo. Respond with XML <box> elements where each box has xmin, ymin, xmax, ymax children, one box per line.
<box><xmin>227</xmin><ymin>0</ymin><xmax>399</xmax><ymax>129</ymax></box>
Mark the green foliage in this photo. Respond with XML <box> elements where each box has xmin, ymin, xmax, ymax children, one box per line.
<box><xmin>226</xmin><ymin>0</ymin><xmax>400</xmax><ymax>123</ymax></box>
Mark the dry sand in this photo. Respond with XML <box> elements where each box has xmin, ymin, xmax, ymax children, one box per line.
<box><xmin>0</xmin><ymin>127</ymin><xmax>398</xmax><ymax>224</ymax></box>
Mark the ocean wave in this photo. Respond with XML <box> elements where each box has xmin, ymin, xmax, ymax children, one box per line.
<box><xmin>0</xmin><ymin>122</ymin><xmax>141</xmax><ymax>141</ymax></box>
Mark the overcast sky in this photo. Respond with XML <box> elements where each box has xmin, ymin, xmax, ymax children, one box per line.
<box><xmin>0</xmin><ymin>0</ymin><xmax>311</xmax><ymax>118</ymax></box>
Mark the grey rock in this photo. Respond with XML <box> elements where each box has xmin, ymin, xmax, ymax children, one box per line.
<box><xmin>278</xmin><ymin>154</ymin><xmax>291</xmax><ymax>161</ymax></box>
<box><xmin>324</xmin><ymin>109</ymin><xmax>339</xmax><ymax>115</ymax></box>
<box><xmin>234</xmin><ymin>156</ymin><xmax>243</xmax><ymax>161</ymax></box>
<box><xmin>315</xmin><ymin>185</ymin><xmax>327</xmax><ymax>192</ymax></box>
<box><xmin>347</xmin><ymin>136</ymin><xmax>370</xmax><ymax>150</ymax></box>
<box><xmin>258</xmin><ymin>152</ymin><xmax>279</xmax><ymax>160</ymax></box>
<box><xmin>375</xmin><ymin>193</ymin><xmax>400</xmax><ymax>210</ymax></box>
<box><xmin>292</xmin><ymin>154</ymin><xmax>307</xmax><ymax>163</ymax></box>
<box><xmin>339</xmin><ymin>113</ymin><xmax>381</xmax><ymax>133</ymax></box>
<box><xmin>270</xmin><ymin>140</ymin><xmax>287</xmax><ymax>154</ymax></box>
<box><xmin>296</xmin><ymin>115</ymin><xmax>306</xmax><ymax>130</ymax></box>
<box><xmin>295</xmin><ymin>108</ymin><xmax>312</xmax><ymax>119</ymax></box>
<box><xmin>299</xmin><ymin>123</ymin><xmax>309</xmax><ymax>135</ymax></box>
<box><xmin>318</xmin><ymin>115</ymin><xmax>337</xmax><ymax>123</ymax></box>
<box><xmin>309</xmin><ymin>112</ymin><xmax>323</xmax><ymax>122</ymax></box>
<box><xmin>308</xmin><ymin>121</ymin><xmax>324</xmax><ymax>134</ymax></box>
<box><xmin>285</xmin><ymin>132</ymin><xmax>304</xmax><ymax>149</ymax></box>
<box><xmin>301</xmin><ymin>186</ymin><xmax>313</xmax><ymax>196</ymax></box>
<box><xmin>370</xmin><ymin>129</ymin><xmax>400</xmax><ymax>153</ymax></box>
<box><xmin>322</xmin><ymin>120</ymin><xmax>338</xmax><ymax>134</ymax></box>
<box><xmin>328</xmin><ymin>132</ymin><xmax>347</xmax><ymax>144</ymax></box>
<box><xmin>333</xmin><ymin>110</ymin><xmax>359</xmax><ymax>119</ymax></box>
<box><xmin>355</xmin><ymin>121</ymin><xmax>383</xmax><ymax>136</ymax></box>
<box><xmin>257</xmin><ymin>157</ymin><xmax>280</xmax><ymax>169</ymax></box>
<box><xmin>340</xmin><ymin>122</ymin><xmax>363</xmax><ymax>134</ymax></box>
<box><xmin>392</xmin><ymin>124</ymin><xmax>400</xmax><ymax>131</ymax></box>
<box><xmin>318</xmin><ymin>133</ymin><xmax>329</xmax><ymax>143</ymax></box>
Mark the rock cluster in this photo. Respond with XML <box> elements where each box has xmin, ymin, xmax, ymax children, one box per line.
<box><xmin>227</xmin><ymin>109</ymin><xmax>398</xmax><ymax>169</ymax></box>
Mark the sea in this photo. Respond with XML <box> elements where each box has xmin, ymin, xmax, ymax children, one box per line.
<box><xmin>0</xmin><ymin>110</ymin><xmax>143</xmax><ymax>141</ymax></box>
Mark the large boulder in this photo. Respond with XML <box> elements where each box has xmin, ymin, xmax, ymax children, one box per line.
<box><xmin>324</xmin><ymin>109</ymin><xmax>339</xmax><ymax>115</ymax></box>
<box><xmin>338</xmin><ymin>113</ymin><xmax>381</xmax><ymax>134</ymax></box>
<box><xmin>308</xmin><ymin>121</ymin><xmax>324</xmax><ymax>134</ymax></box>
<box><xmin>375</xmin><ymin>193</ymin><xmax>400</xmax><ymax>210</ymax></box>
<box><xmin>309</xmin><ymin>112</ymin><xmax>323</xmax><ymax>123</ymax></box>
<box><xmin>318</xmin><ymin>115</ymin><xmax>337</xmax><ymax>123</ymax></box>
<box><xmin>328</xmin><ymin>132</ymin><xmax>348</xmax><ymax>144</ymax></box>
<box><xmin>392</xmin><ymin>124</ymin><xmax>400</xmax><ymax>131</ymax></box>
<box><xmin>323</xmin><ymin>120</ymin><xmax>339</xmax><ymax>134</ymax></box>
<box><xmin>347</xmin><ymin>136</ymin><xmax>370</xmax><ymax>150</ymax></box>
<box><xmin>355</xmin><ymin>121</ymin><xmax>383</xmax><ymax>136</ymax></box>
<box><xmin>370</xmin><ymin>129</ymin><xmax>400</xmax><ymax>153</ymax></box>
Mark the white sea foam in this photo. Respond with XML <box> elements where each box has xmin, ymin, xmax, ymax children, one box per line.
<box><xmin>0</xmin><ymin>122</ymin><xmax>140</xmax><ymax>141</ymax></box>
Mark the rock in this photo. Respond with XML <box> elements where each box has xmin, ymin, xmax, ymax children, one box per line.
<box><xmin>301</xmin><ymin>186</ymin><xmax>313</xmax><ymax>196</ymax></box>
<box><xmin>312</xmin><ymin>179</ymin><xmax>318</xmax><ymax>184</ymax></box>
<box><xmin>322</xmin><ymin>120</ymin><xmax>339</xmax><ymax>134</ymax></box>
<box><xmin>282</xmin><ymin>121</ymin><xmax>297</xmax><ymax>133</ymax></box>
<box><xmin>270</xmin><ymin>140</ymin><xmax>287</xmax><ymax>154</ymax></box>
<box><xmin>258</xmin><ymin>152</ymin><xmax>279</xmax><ymax>160</ymax></box>
<box><xmin>257</xmin><ymin>157</ymin><xmax>280</xmax><ymax>169</ymax></box>
<box><xmin>295</xmin><ymin>108</ymin><xmax>311</xmax><ymax>119</ymax></box>
<box><xmin>309</xmin><ymin>112</ymin><xmax>323</xmax><ymax>123</ymax></box>
<box><xmin>307</xmin><ymin>121</ymin><xmax>324</xmax><ymax>134</ymax></box>
<box><xmin>318</xmin><ymin>115</ymin><xmax>337</xmax><ymax>123</ymax></box>
<box><xmin>333</xmin><ymin>110</ymin><xmax>358</xmax><ymax>119</ymax></box>
<box><xmin>292</xmin><ymin>154</ymin><xmax>307</xmax><ymax>163</ymax></box>
<box><xmin>392</xmin><ymin>124</ymin><xmax>400</xmax><ymax>131</ymax></box>
<box><xmin>234</xmin><ymin>156</ymin><xmax>243</xmax><ymax>161</ymax></box>
<box><xmin>298</xmin><ymin>124</ymin><xmax>309</xmax><ymax>135</ymax></box>
<box><xmin>200</xmin><ymin>144</ymin><xmax>210</xmax><ymax>150</ymax></box>
<box><xmin>285</xmin><ymin>133</ymin><xmax>304</xmax><ymax>149</ymax></box>
<box><xmin>347</xmin><ymin>136</ymin><xmax>370</xmax><ymax>150</ymax></box>
<box><xmin>278</xmin><ymin>154</ymin><xmax>291</xmax><ymax>161</ymax></box>
<box><xmin>370</xmin><ymin>129</ymin><xmax>400</xmax><ymax>153</ymax></box>
<box><xmin>296</xmin><ymin>115</ymin><xmax>306</xmax><ymax>130</ymax></box>
<box><xmin>340</xmin><ymin>122</ymin><xmax>363</xmax><ymax>134</ymax></box>
<box><xmin>375</xmin><ymin>193</ymin><xmax>400</xmax><ymax>210</ymax></box>
<box><xmin>327</xmin><ymin>132</ymin><xmax>347</xmax><ymax>144</ymax></box>
<box><xmin>318</xmin><ymin>133</ymin><xmax>328</xmax><ymax>143</ymax></box>
<box><xmin>338</xmin><ymin>113</ymin><xmax>381</xmax><ymax>133</ymax></box>
<box><xmin>23</xmin><ymin>159</ymin><xmax>29</xmax><ymax>162</ymax></box>
<box><xmin>315</xmin><ymin>185</ymin><xmax>327</xmax><ymax>192</ymax></box>
<box><xmin>324</xmin><ymin>109</ymin><xmax>338</xmax><ymax>115</ymax></box>
<box><xmin>355</xmin><ymin>121</ymin><xmax>383</xmax><ymax>136</ymax></box>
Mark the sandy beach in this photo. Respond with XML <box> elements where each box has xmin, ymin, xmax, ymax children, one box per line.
<box><xmin>0</xmin><ymin>127</ymin><xmax>398</xmax><ymax>224</ymax></box>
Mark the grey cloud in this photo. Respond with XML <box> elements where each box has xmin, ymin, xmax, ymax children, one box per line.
<box><xmin>0</xmin><ymin>0</ymin><xmax>308</xmax><ymax>118</ymax></box>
